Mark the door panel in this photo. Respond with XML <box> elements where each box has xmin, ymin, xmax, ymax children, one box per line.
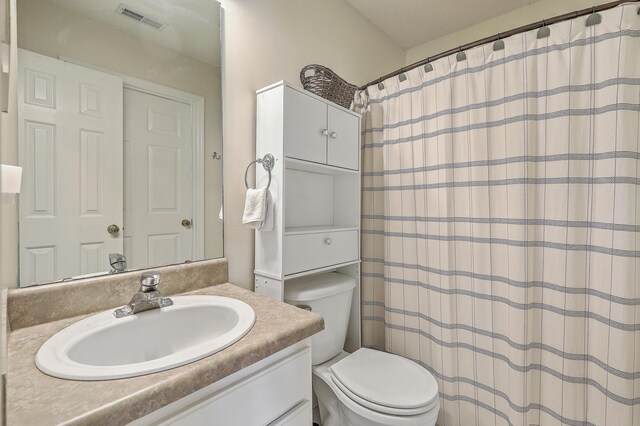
<box><xmin>124</xmin><ymin>89</ymin><xmax>193</xmax><ymax>270</ymax></box>
<box><xmin>148</xmin><ymin>145</ymin><xmax>179</xmax><ymax>211</ymax></box>
<box><xmin>18</xmin><ymin>49</ymin><xmax>124</xmax><ymax>285</ymax></box>
<box><xmin>327</xmin><ymin>105</ymin><xmax>359</xmax><ymax>170</ymax></box>
<box><xmin>284</xmin><ymin>88</ymin><xmax>327</xmax><ymax>164</ymax></box>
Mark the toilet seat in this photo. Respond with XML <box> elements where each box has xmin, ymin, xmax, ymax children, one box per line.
<box><xmin>331</xmin><ymin>375</ymin><xmax>437</xmax><ymax>416</ymax></box>
<box><xmin>329</xmin><ymin>348</ymin><xmax>439</xmax><ymax>416</ymax></box>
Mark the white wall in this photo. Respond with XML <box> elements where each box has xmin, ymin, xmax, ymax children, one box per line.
<box><xmin>0</xmin><ymin>0</ymin><xmax>224</xmax><ymax>287</ymax></box>
<box><xmin>220</xmin><ymin>0</ymin><xmax>405</xmax><ymax>289</ymax></box>
<box><xmin>406</xmin><ymin>0</ymin><xmax>616</xmax><ymax>64</ymax></box>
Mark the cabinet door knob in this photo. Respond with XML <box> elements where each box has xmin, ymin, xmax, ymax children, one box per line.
<box><xmin>330</xmin><ymin>132</ymin><xmax>337</xmax><ymax>139</ymax></box>
<box><xmin>321</xmin><ymin>129</ymin><xmax>329</xmax><ymax>136</ymax></box>
<box><xmin>107</xmin><ymin>224</ymin><xmax>120</xmax><ymax>235</ymax></box>
<box><xmin>182</xmin><ymin>219</ymin><xmax>192</xmax><ymax>228</ymax></box>
<box><xmin>325</xmin><ymin>238</ymin><xmax>332</xmax><ymax>245</ymax></box>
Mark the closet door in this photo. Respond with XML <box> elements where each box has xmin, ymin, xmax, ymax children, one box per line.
<box><xmin>327</xmin><ymin>105</ymin><xmax>359</xmax><ymax>170</ymax></box>
<box><xmin>18</xmin><ymin>49</ymin><xmax>124</xmax><ymax>285</ymax></box>
<box><xmin>123</xmin><ymin>89</ymin><xmax>193</xmax><ymax>270</ymax></box>
<box><xmin>284</xmin><ymin>88</ymin><xmax>327</xmax><ymax>164</ymax></box>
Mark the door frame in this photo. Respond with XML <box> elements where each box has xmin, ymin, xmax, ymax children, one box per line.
<box><xmin>59</xmin><ymin>57</ymin><xmax>206</xmax><ymax>260</ymax></box>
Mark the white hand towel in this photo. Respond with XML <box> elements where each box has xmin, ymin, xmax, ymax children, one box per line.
<box><xmin>261</xmin><ymin>190</ymin><xmax>274</xmax><ymax>232</ymax></box>
<box><xmin>243</xmin><ymin>187</ymin><xmax>267</xmax><ymax>229</ymax></box>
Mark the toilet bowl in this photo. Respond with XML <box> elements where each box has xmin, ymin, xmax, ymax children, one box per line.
<box><xmin>284</xmin><ymin>273</ymin><xmax>439</xmax><ymax>426</ymax></box>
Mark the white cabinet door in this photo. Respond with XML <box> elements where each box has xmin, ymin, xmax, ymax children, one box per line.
<box><xmin>18</xmin><ymin>50</ymin><xmax>123</xmax><ymax>285</ymax></box>
<box><xmin>148</xmin><ymin>346</ymin><xmax>312</xmax><ymax>426</ymax></box>
<box><xmin>327</xmin><ymin>105</ymin><xmax>359</xmax><ymax>170</ymax></box>
<box><xmin>284</xmin><ymin>87</ymin><xmax>327</xmax><ymax>164</ymax></box>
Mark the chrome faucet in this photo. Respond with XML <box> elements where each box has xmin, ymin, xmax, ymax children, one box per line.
<box><xmin>113</xmin><ymin>271</ymin><xmax>173</xmax><ymax>318</ymax></box>
<box><xmin>109</xmin><ymin>253</ymin><xmax>128</xmax><ymax>274</ymax></box>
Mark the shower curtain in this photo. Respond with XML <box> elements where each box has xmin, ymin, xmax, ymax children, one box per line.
<box><xmin>355</xmin><ymin>4</ymin><xmax>639</xmax><ymax>425</ymax></box>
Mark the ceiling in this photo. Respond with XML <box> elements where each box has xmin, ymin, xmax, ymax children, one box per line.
<box><xmin>39</xmin><ymin>0</ymin><xmax>221</xmax><ymax>67</ymax></box>
<box><xmin>347</xmin><ymin>0</ymin><xmax>535</xmax><ymax>49</ymax></box>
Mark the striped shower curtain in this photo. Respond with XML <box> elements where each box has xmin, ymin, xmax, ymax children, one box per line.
<box><xmin>356</xmin><ymin>4</ymin><xmax>639</xmax><ymax>425</ymax></box>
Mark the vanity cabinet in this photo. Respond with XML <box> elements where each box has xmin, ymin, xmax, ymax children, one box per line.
<box><xmin>284</xmin><ymin>85</ymin><xmax>359</xmax><ymax>170</ymax></box>
<box><xmin>253</xmin><ymin>81</ymin><xmax>362</xmax><ymax>353</ymax></box>
<box><xmin>132</xmin><ymin>341</ymin><xmax>312</xmax><ymax>425</ymax></box>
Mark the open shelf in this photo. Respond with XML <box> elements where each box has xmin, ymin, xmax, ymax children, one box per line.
<box><xmin>283</xmin><ymin>260</ymin><xmax>361</xmax><ymax>280</ymax></box>
<box><xmin>284</xmin><ymin>165</ymin><xmax>359</xmax><ymax>231</ymax></box>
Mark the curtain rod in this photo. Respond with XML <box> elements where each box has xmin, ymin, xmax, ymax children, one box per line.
<box><xmin>359</xmin><ymin>0</ymin><xmax>639</xmax><ymax>90</ymax></box>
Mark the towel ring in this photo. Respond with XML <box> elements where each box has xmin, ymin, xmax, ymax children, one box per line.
<box><xmin>245</xmin><ymin>153</ymin><xmax>275</xmax><ymax>189</ymax></box>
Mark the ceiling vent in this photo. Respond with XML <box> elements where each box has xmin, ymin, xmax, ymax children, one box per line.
<box><xmin>116</xmin><ymin>4</ymin><xmax>167</xmax><ymax>31</ymax></box>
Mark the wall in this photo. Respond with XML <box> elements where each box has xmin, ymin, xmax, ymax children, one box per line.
<box><xmin>0</xmin><ymin>0</ymin><xmax>224</xmax><ymax>287</ymax></box>
<box><xmin>406</xmin><ymin>0</ymin><xmax>616</xmax><ymax>64</ymax></box>
<box><xmin>0</xmin><ymin>0</ymin><xmax>16</xmax><ymax>418</ymax></box>
<box><xmin>0</xmin><ymin>0</ymin><xmax>18</xmax><ymax>291</ymax></box>
<box><xmin>220</xmin><ymin>0</ymin><xmax>405</xmax><ymax>289</ymax></box>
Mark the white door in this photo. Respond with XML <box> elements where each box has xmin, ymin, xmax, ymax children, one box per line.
<box><xmin>284</xmin><ymin>87</ymin><xmax>327</xmax><ymax>164</ymax></box>
<box><xmin>18</xmin><ymin>50</ymin><xmax>124</xmax><ymax>285</ymax></box>
<box><xmin>123</xmin><ymin>89</ymin><xmax>193</xmax><ymax>269</ymax></box>
<box><xmin>327</xmin><ymin>105</ymin><xmax>359</xmax><ymax>170</ymax></box>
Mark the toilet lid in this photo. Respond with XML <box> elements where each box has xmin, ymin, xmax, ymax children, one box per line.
<box><xmin>330</xmin><ymin>348</ymin><xmax>438</xmax><ymax>413</ymax></box>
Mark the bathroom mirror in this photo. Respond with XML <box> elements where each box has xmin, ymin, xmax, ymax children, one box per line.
<box><xmin>15</xmin><ymin>0</ymin><xmax>222</xmax><ymax>286</ymax></box>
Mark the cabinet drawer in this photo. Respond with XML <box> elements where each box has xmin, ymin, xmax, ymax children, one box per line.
<box><xmin>268</xmin><ymin>400</ymin><xmax>311</xmax><ymax>426</ymax></box>
<box><xmin>284</xmin><ymin>230</ymin><xmax>358</xmax><ymax>275</ymax></box>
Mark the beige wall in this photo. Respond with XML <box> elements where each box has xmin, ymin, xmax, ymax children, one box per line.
<box><xmin>0</xmin><ymin>0</ymin><xmax>18</xmax><ymax>290</ymax></box>
<box><xmin>406</xmin><ymin>0</ymin><xmax>615</xmax><ymax>64</ymax></box>
<box><xmin>220</xmin><ymin>0</ymin><xmax>405</xmax><ymax>289</ymax></box>
<box><xmin>0</xmin><ymin>0</ymin><xmax>223</xmax><ymax>287</ymax></box>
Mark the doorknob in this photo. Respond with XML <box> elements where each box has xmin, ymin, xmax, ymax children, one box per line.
<box><xmin>330</xmin><ymin>132</ymin><xmax>337</xmax><ymax>139</ymax></box>
<box><xmin>181</xmin><ymin>219</ymin><xmax>192</xmax><ymax>228</ymax></box>
<box><xmin>107</xmin><ymin>224</ymin><xmax>120</xmax><ymax>235</ymax></box>
<box><xmin>321</xmin><ymin>129</ymin><xmax>329</xmax><ymax>136</ymax></box>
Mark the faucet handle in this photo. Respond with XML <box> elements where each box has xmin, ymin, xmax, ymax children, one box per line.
<box><xmin>109</xmin><ymin>253</ymin><xmax>127</xmax><ymax>274</ymax></box>
<box><xmin>140</xmin><ymin>271</ymin><xmax>161</xmax><ymax>292</ymax></box>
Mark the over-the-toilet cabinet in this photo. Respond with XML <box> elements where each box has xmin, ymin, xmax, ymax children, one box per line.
<box><xmin>254</xmin><ymin>81</ymin><xmax>361</xmax><ymax>352</ymax></box>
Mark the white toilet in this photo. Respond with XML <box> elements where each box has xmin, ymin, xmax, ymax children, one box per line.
<box><xmin>284</xmin><ymin>272</ymin><xmax>440</xmax><ymax>426</ymax></box>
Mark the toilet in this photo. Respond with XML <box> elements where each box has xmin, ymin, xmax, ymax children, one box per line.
<box><xmin>284</xmin><ymin>272</ymin><xmax>440</xmax><ymax>426</ymax></box>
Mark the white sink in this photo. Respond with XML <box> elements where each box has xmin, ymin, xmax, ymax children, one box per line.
<box><xmin>35</xmin><ymin>295</ymin><xmax>256</xmax><ymax>381</ymax></box>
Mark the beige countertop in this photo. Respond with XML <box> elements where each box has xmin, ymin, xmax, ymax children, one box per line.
<box><xmin>6</xmin><ymin>283</ymin><xmax>324</xmax><ymax>426</ymax></box>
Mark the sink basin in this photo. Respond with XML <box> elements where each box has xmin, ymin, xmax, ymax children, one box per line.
<box><xmin>35</xmin><ymin>295</ymin><xmax>256</xmax><ymax>380</ymax></box>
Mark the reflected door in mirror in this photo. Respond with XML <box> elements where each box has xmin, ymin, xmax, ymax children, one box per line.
<box><xmin>123</xmin><ymin>90</ymin><xmax>194</xmax><ymax>270</ymax></box>
<box><xmin>18</xmin><ymin>50</ymin><xmax>124</xmax><ymax>285</ymax></box>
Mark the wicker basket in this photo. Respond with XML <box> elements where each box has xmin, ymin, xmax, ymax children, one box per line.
<box><xmin>300</xmin><ymin>64</ymin><xmax>358</xmax><ymax>109</ymax></box>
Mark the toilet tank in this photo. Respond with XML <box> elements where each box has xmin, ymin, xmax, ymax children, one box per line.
<box><xmin>284</xmin><ymin>272</ymin><xmax>356</xmax><ymax>365</ymax></box>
